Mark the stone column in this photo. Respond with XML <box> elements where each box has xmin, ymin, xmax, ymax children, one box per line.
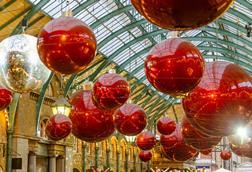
<box><xmin>56</xmin><ymin>157</ymin><xmax>65</xmax><ymax>172</ymax></box>
<box><xmin>125</xmin><ymin>151</ymin><xmax>129</xmax><ymax>172</ymax></box>
<box><xmin>49</xmin><ymin>156</ymin><xmax>56</xmax><ymax>172</ymax></box>
<box><xmin>28</xmin><ymin>152</ymin><xmax>36</xmax><ymax>172</ymax></box>
<box><xmin>116</xmin><ymin>151</ymin><xmax>120</xmax><ymax>172</ymax></box>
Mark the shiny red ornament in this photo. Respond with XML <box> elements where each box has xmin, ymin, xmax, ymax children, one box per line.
<box><xmin>220</xmin><ymin>150</ymin><xmax>232</xmax><ymax>160</ymax></box>
<box><xmin>157</xmin><ymin>117</ymin><xmax>176</xmax><ymax>135</ymax></box>
<box><xmin>69</xmin><ymin>90</ymin><xmax>115</xmax><ymax>142</ymax></box>
<box><xmin>93</xmin><ymin>73</ymin><xmax>130</xmax><ymax>110</ymax></box>
<box><xmin>139</xmin><ymin>150</ymin><xmax>152</xmax><ymax>162</ymax></box>
<box><xmin>0</xmin><ymin>87</ymin><xmax>12</xmax><ymax>110</ymax></box>
<box><xmin>136</xmin><ymin>131</ymin><xmax>156</xmax><ymax>150</ymax></box>
<box><xmin>37</xmin><ymin>16</ymin><xmax>97</xmax><ymax>75</ymax></box>
<box><xmin>200</xmin><ymin>149</ymin><xmax>212</xmax><ymax>156</ymax></box>
<box><xmin>160</xmin><ymin>134</ymin><xmax>178</xmax><ymax>148</ymax></box>
<box><xmin>161</xmin><ymin>125</ymin><xmax>198</xmax><ymax>162</ymax></box>
<box><xmin>114</xmin><ymin>103</ymin><xmax>147</xmax><ymax>136</ymax></box>
<box><xmin>131</xmin><ymin>0</ymin><xmax>233</xmax><ymax>31</ymax></box>
<box><xmin>45</xmin><ymin>114</ymin><xmax>72</xmax><ymax>141</ymax></box>
<box><xmin>182</xmin><ymin>117</ymin><xmax>221</xmax><ymax>150</ymax></box>
<box><xmin>183</xmin><ymin>61</ymin><xmax>252</xmax><ymax>136</ymax></box>
<box><xmin>145</xmin><ymin>38</ymin><xmax>204</xmax><ymax>97</ymax></box>
<box><xmin>230</xmin><ymin>139</ymin><xmax>252</xmax><ymax>158</ymax></box>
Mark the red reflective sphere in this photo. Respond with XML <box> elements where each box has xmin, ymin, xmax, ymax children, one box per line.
<box><xmin>131</xmin><ymin>0</ymin><xmax>233</xmax><ymax>31</ymax></box>
<box><xmin>182</xmin><ymin>117</ymin><xmax>221</xmax><ymax>150</ymax></box>
<box><xmin>114</xmin><ymin>103</ymin><xmax>147</xmax><ymax>136</ymax></box>
<box><xmin>161</xmin><ymin>125</ymin><xmax>198</xmax><ymax>162</ymax></box>
<box><xmin>136</xmin><ymin>131</ymin><xmax>156</xmax><ymax>150</ymax></box>
<box><xmin>37</xmin><ymin>16</ymin><xmax>97</xmax><ymax>75</ymax></box>
<box><xmin>139</xmin><ymin>150</ymin><xmax>152</xmax><ymax>162</ymax></box>
<box><xmin>157</xmin><ymin>117</ymin><xmax>176</xmax><ymax>135</ymax></box>
<box><xmin>183</xmin><ymin>61</ymin><xmax>252</xmax><ymax>136</ymax></box>
<box><xmin>69</xmin><ymin>90</ymin><xmax>115</xmax><ymax>142</ymax></box>
<box><xmin>220</xmin><ymin>150</ymin><xmax>232</xmax><ymax>160</ymax></box>
<box><xmin>0</xmin><ymin>87</ymin><xmax>12</xmax><ymax>110</ymax></box>
<box><xmin>93</xmin><ymin>73</ymin><xmax>130</xmax><ymax>110</ymax></box>
<box><xmin>200</xmin><ymin>149</ymin><xmax>212</xmax><ymax>156</ymax></box>
<box><xmin>160</xmin><ymin>134</ymin><xmax>178</xmax><ymax>148</ymax></box>
<box><xmin>230</xmin><ymin>142</ymin><xmax>252</xmax><ymax>158</ymax></box>
<box><xmin>145</xmin><ymin>38</ymin><xmax>204</xmax><ymax>97</ymax></box>
<box><xmin>45</xmin><ymin>114</ymin><xmax>72</xmax><ymax>141</ymax></box>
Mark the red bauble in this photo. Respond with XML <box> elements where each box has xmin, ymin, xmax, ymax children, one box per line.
<box><xmin>0</xmin><ymin>87</ymin><xmax>12</xmax><ymax>110</ymax></box>
<box><xmin>157</xmin><ymin>117</ymin><xmax>176</xmax><ymax>135</ymax></box>
<box><xmin>114</xmin><ymin>103</ymin><xmax>147</xmax><ymax>136</ymax></box>
<box><xmin>230</xmin><ymin>142</ymin><xmax>252</xmax><ymax>158</ymax></box>
<box><xmin>200</xmin><ymin>149</ymin><xmax>212</xmax><ymax>156</ymax></box>
<box><xmin>131</xmin><ymin>0</ymin><xmax>233</xmax><ymax>31</ymax></box>
<box><xmin>160</xmin><ymin>134</ymin><xmax>178</xmax><ymax>148</ymax></box>
<box><xmin>69</xmin><ymin>90</ymin><xmax>115</xmax><ymax>142</ymax></box>
<box><xmin>145</xmin><ymin>38</ymin><xmax>204</xmax><ymax>97</ymax></box>
<box><xmin>182</xmin><ymin>117</ymin><xmax>221</xmax><ymax>150</ymax></box>
<box><xmin>220</xmin><ymin>150</ymin><xmax>232</xmax><ymax>160</ymax></box>
<box><xmin>45</xmin><ymin>114</ymin><xmax>72</xmax><ymax>141</ymax></box>
<box><xmin>161</xmin><ymin>125</ymin><xmax>198</xmax><ymax>162</ymax></box>
<box><xmin>93</xmin><ymin>73</ymin><xmax>130</xmax><ymax>110</ymax></box>
<box><xmin>183</xmin><ymin>61</ymin><xmax>252</xmax><ymax>136</ymax></box>
<box><xmin>37</xmin><ymin>16</ymin><xmax>97</xmax><ymax>75</ymax></box>
<box><xmin>136</xmin><ymin>131</ymin><xmax>156</xmax><ymax>150</ymax></box>
<box><xmin>139</xmin><ymin>150</ymin><xmax>152</xmax><ymax>162</ymax></box>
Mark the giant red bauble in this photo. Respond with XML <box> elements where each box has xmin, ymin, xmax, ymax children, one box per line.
<box><xmin>182</xmin><ymin>117</ymin><xmax>221</xmax><ymax>150</ymax></box>
<box><xmin>160</xmin><ymin>134</ymin><xmax>178</xmax><ymax>148</ymax></box>
<box><xmin>161</xmin><ymin>125</ymin><xmax>198</xmax><ymax>162</ymax></box>
<box><xmin>136</xmin><ymin>131</ymin><xmax>156</xmax><ymax>150</ymax></box>
<box><xmin>69</xmin><ymin>90</ymin><xmax>115</xmax><ymax>142</ymax></box>
<box><xmin>37</xmin><ymin>16</ymin><xmax>97</xmax><ymax>75</ymax></box>
<box><xmin>114</xmin><ymin>103</ymin><xmax>147</xmax><ymax>136</ymax></box>
<box><xmin>220</xmin><ymin>150</ymin><xmax>232</xmax><ymax>160</ymax></box>
<box><xmin>45</xmin><ymin>114</ymin><xmax>72</xmax><ymax>141</ymax></box>
<box><xmin>0</xmin><ymin>87</ymin><xmax>12</xmax><ymax>110</ymax></box>
<box><xmin>93</xmin><ymin>73</ymin><xmax>130</xmax><ymax>110</ymax></box>
<box><xmin>157</xmin><ymin>117</ymin><xmax>176</xmax><ymax>135</ymax></box>
<box><xmin>183</xmin><ymin>61</ymin><xmax>252</xmax><ymax>136</ymax></box>
<box><xmin>139</xmin><ymin>150</ymin><xmax>152</xmax><ymax>162</ymax></box>
<box><xmin>131</xmin><ymin>0</ymin><xmax>233</xmax><ymax>31</ymax></box>
<box><xmin>145</xmin><ymin>38</ymin><xmax>204</xmax><ymax>97</ymax></box>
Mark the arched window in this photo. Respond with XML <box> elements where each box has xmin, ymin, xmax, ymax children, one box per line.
<box><xmin>39</xmin><ymin>118</ymin><xmax>48</xmax><ymax>138</ymax></box>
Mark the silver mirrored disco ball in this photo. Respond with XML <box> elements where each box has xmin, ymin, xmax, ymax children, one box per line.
<box><xmin>0</xmin><ymin>34</ymin><xmax>51</xmax><ymax>93</ymax></box>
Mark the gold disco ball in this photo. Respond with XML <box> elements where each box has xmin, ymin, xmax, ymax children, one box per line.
<box><xmin>0</xmin><ymin>34</ymin><xmax>51</xmax><ymax>93</ymax></box>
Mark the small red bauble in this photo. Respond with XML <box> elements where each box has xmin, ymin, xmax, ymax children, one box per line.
<box><xmin>160</xmin><ymin>134</ymin><xmax>178</xmax><ymax>148</ymax></box>
<box><xmin>131</xmin><ymin>0</ymin><xmax>233</xmax><ymax>31</ymax></box>
<box><xmin>220</xmin><ymin>150</ymin><xmax>232</xmax><ymax>160</ymax></box>
<box><xmin>145</xmin><ymin>38</ymin><xmax>204</xmax><ymax>97</ymax></box>
<box><xmin>93</xmin><ymin>73</ymin><xmax>130</xmax><ymax>110</ymax></box>
<box><xmin>114</xmin><ymin>103</ymin><xmax>147</xmax><ymax>136</ymax></box>
<box><xmin>139</xmin><ymin>150</ymin><xmax>152</xmax><ymax>162</ymax></box>
<box><xmin>69</xmin><ymin>90</ymin><xmax>115</xmax><ymax>142</ymax></box>
<box><xmin>136</xmin><ymin>131</ymin><xmax>156</xmax><ymax>150</ymax></box>
<box><xmin>37</xmin><ymin>16</ymin><xmax>97</xmax><ymax>75</ymax></box>
<box><xmin>0</xmin><ymin>87</ymin><xmax>12</xmax><ymax>110</ymax></box>
<box><xmin>230</xmin><ymin>142</ymin><xmax>252</xmax><ymax>158</ymax></box>
<box><xmin>182</xmin><ymin>117</ymin><xmax>221</xmax><ymax>150</ymax></box>
<box><xmin>157</xmin><ymin>117</ymin><xmax>176</xmax><ymax>135</ymax></box>
<box><xmin>161</xmin><ymin>125</ymin><xmax>198</xmax><ymax>162</ymax></box>
<box><xmin>45</xmin><ymin>114</ymin><xmax>72</xmax><ymax>141</ymax></box>
<box><xmin>183</xmin><ymin>61</ymin><xmax>252</xmax><ymax>136</ymax></box>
